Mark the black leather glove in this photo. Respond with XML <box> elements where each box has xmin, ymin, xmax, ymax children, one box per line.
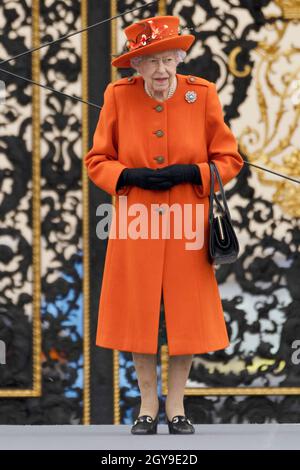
<box><xmin>156</xmin><ymin>164</ymin><xmax>202</xmax><ymax>185</ymax></box>
<box><xmin>116</xmin><ymin>167</ymin><xmax>174</xmax><ymax>191</ymax></box>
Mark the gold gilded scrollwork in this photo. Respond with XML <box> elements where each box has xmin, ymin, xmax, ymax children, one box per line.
<box><xmin>276</xmin><ymin>0</ymin><xmax>300</xmax><ymax>19</ymax></box>
<box><xmin>229</xmin><ymin>47</ymin><xmax>251</xmax><ymax>78</ymax></box>
<box><xmin>239</xmin><ymin>21</ymin><xmax>300</xmax><ymax>217</ymax></box>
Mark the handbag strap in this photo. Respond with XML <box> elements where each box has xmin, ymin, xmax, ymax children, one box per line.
<box><xmin>209</xmin><ymin>163</ymin><xmax>216</xmax><ymax>224</ymax></box>
<box><xmin>209</xmin><ymin>162</ymin><xmax>233</xmax><ymax>223</ymax></box>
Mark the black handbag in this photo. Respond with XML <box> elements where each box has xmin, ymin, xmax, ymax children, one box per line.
<box><xmin>208</xmin><ymin>161</ymin><xmax>240</xmax><ymax>265</ymax></box>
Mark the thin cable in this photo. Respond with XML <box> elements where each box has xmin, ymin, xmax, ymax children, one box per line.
<box><xmin>0</xmin><ymin>3</ymin><xmax>298</xmax><ymax>186</ymax></box>
<box><xmin>243</xmin><ymin>161</ymin><xmax>300</xmax><ymax>184</ymax></box>
<box><xmin>0</xmin><ymin>1</ymin><xmax>158</xmax><ymax>110</ymax></box>
<box><xmin>1</xmin><ymin>64</ymin><xmax>298</xmax><ymax>185</ymax></box>
<box><xmin>0</xmin><ymin>66</ymin><xmax>299</xmax><ymax>185</ymax></box>
<box><xmin>0</xmin><ymin>1</ymin><xmax>157</xmax><ymax>67</ymax></box>
<box><xmin>0</xmin><ymin>65</ymin><xmax>101</xmax><ymax>109</ymax></box>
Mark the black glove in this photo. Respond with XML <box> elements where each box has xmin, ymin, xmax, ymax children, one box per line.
<box><xmin>155</xmin><ymin>164</ymin><xmax>202</xmax><ymax>185</ymax></box>
<box><xmin>116</xmin><ymin>167</ymin><xmax>174</xmax><ymax>191</ymax></box>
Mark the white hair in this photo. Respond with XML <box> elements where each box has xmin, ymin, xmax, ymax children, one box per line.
<box><xmin>130</xmin><ymin>48</ymin><xmax>187</xmax><ymax>69</ymax></box>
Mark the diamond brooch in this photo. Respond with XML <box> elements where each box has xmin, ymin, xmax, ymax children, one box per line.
<box><xmin>185</xmin><ymin>90</ymin><xmax>197</xmax><ymax>103</ymax></box>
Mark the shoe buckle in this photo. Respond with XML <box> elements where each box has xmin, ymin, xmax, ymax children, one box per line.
<box><xmin>172</xmin><ymin>416</ymin><xmax>192</xmax><ymax>425</ymax></box>
<box><xmin>134</xmin><ymin>415</ymin><xmax>153</xmax><ymax>425</ymax></box>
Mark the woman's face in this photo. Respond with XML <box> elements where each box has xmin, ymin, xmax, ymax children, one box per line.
<box><xmin>135</xmin><ymin>50</ymin><xmax>177</xmax><ymax>94</ymax></box>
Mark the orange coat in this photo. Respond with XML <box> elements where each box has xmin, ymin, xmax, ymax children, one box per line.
<box><xmin>84</xmin><ymin>73</ymin><xmax>244</xmax><ymax>356</ymax></box>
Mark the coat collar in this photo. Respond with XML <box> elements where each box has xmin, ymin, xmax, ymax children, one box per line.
<box><xmin>135</xmin><ymin>74</ymin><xmax>209</xmax><ymax>105</ymax></box>
<box><xmin>113</xmin><ymin>73</ymin><xmax>210</xmax><ymax>88</ymax></box>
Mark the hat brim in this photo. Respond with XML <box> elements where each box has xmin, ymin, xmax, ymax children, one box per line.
<box><xmin>111</xmin><ymin>35</ymin><xmax>195</xmax><ymax>68</ymax></box>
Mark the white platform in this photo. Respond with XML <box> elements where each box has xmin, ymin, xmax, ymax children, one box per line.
<box><xmin>0</xmin><ymin>424</ymin><xmax>299</xmax><ymax>450</ymax></box>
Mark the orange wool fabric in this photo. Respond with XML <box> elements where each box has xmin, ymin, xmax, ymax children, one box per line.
<box><xmin>84</xmin><ymin>73</ymin><xmax>244</xmax><ymax>355</ymax></box>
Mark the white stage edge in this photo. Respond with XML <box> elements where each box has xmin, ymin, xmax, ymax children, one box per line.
<box><xmin>0</xmin><ymin>424</ymin><xmax>299</xmax><ymax>450</ymax></box>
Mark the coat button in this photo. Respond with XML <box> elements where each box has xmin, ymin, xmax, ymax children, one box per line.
<box><xmin>188</xmin><ymin>76</ymin><xmax>195</xmax><ymax>82</ymax></box>
<box><xmin>127</xmin><ymin>77</ymin><xmax>133</xmax><ymax>81</ymax></box>
<box><xmin>154</xmin><ymin>156</ymin><xmax>165</xmax><ymax>164</ymax></box>
<box><xmin>155</xmin><ymin>207</ymin><xmax>166</xmax><ymax>214</ymax></box>
<box><xmin>154</xmin><ymin>104</ymin><xmax>163</xmax><ymax>112</ymax></box>
<box><xmin>154</xmin><ymin>130</ymin><xmax>164</xmax><ymax>137</ymax></box>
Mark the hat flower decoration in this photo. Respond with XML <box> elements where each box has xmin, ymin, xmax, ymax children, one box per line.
<box><xmin>111</xmin><ymin>15</ymin><xmax>196</xmax><ymax>68</ymax></box>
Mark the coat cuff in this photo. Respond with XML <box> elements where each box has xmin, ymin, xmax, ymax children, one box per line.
<box><xmin>115</xmin><ymin>168</ymin><xmax>131</xmax><ymax>196</ymax></box>
<box><xmin>193</xmin><ymin>159</ymin><xmax>244</xmax><ymax>198</ymax></box>
<box><xmin>86</xmin><ymin>159</ymin><xmax>131</xmax><ymax>196</ymax></box>
<box><xmin>192</xmin><ymin>162</ymin><xmax>210</xmax><ymax>197</ymax></box>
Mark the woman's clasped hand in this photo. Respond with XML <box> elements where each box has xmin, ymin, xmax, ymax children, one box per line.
<box><xmin>117</xmin><ymin>164</ymin><xmax>202</xmax><ymax>191</ymax></box>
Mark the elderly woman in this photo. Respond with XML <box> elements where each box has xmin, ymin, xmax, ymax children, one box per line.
<box><xmin>84</xmin><ymin>15</ymin><xmax>244</xmax><ymax>435</ymax></box>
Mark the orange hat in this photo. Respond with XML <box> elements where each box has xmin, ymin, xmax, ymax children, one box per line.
<box><xmin>111</xmin><ymin>15</ymin><xmax>195</xmax><ymax>68</ymax></box>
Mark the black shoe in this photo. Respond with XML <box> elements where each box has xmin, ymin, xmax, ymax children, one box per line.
<box><xmin>167</xmin><ymin>415</ymin><xmax>195</xmax><ymax>434</ymax></box>
<box><xmin>131</xmin><ymin>412</ymin><xmax>159</xmax><ymax>435</ymax></box>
